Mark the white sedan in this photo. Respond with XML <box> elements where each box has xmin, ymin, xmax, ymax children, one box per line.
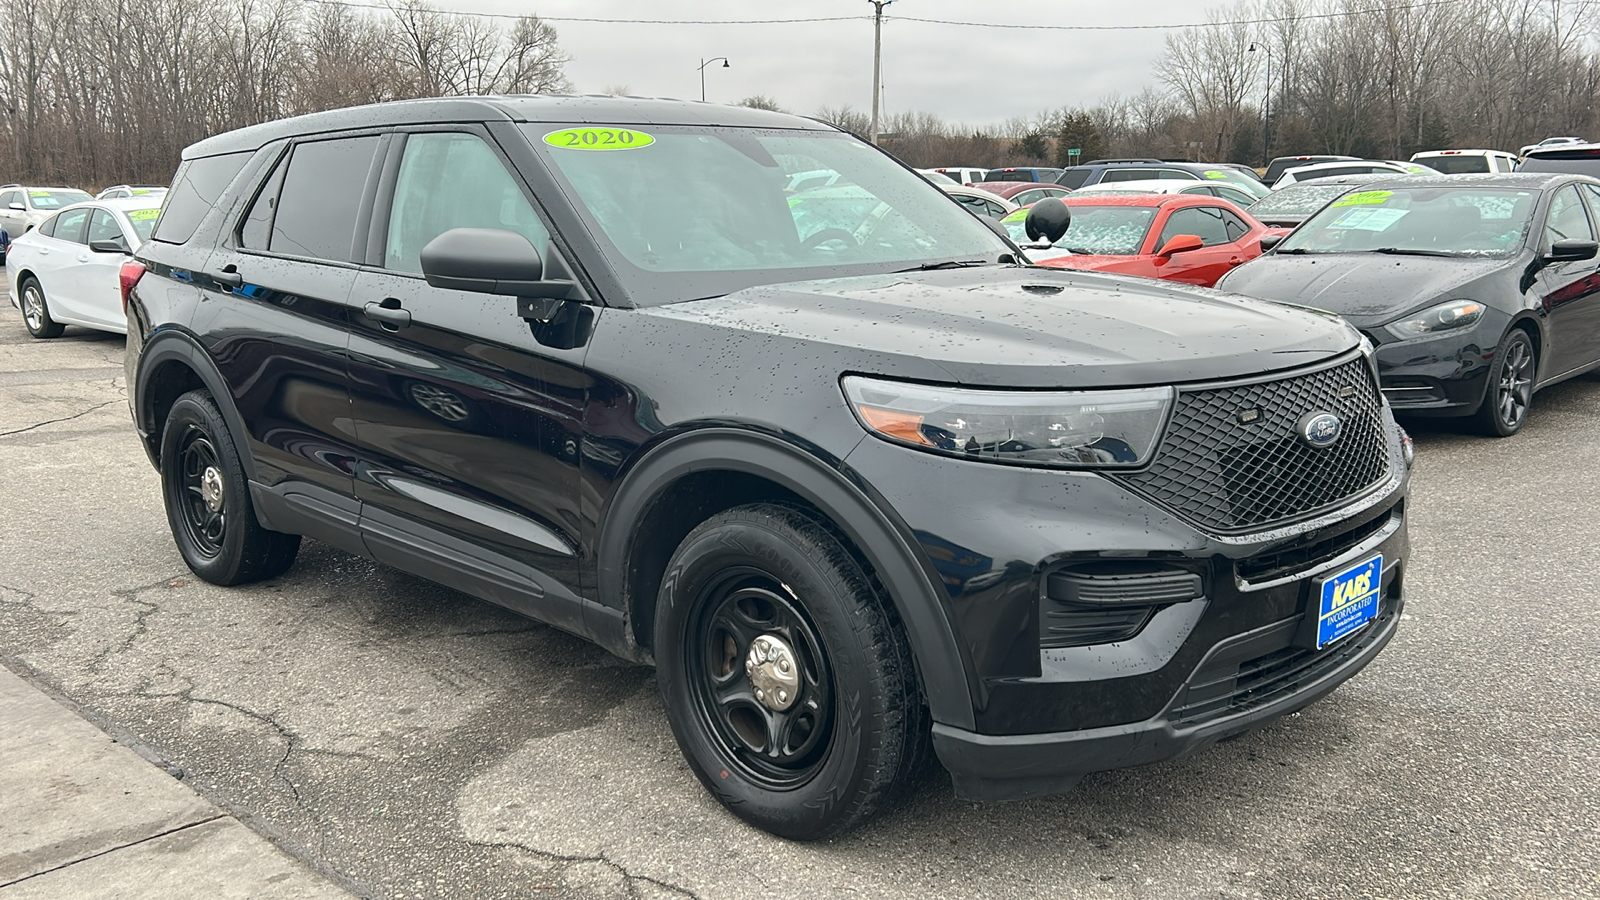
<box><xmin>9</xmin><ymin>197</ymin><xmax>162</xmax><ymax>338</ymax></box>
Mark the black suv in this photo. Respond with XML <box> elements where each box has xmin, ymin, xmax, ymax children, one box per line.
<box><xmin>125</xmin><ymin>97</ymin><xmax>1410</xmax><ymax>840</ymax></box>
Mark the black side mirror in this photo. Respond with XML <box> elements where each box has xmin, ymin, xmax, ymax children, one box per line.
<box><xmin>1024</xmin><ymin>198</ymin><xmax>1072</xmax><ymax>244</ymax></box>
<box><xmin>1259</xmin><ymin>233</ymin><xmax>1285</xmax><ymax>251</ymax></box>
<box><xmin>419</xmin><ymin>228</ymin><xmax>573</xmax><ymax>299</ymax></box>
<box><xmin>89</xmin><ymin>238</ymin><xmax>129</xmax><ymax>254</ymax></box>
<box><xmin>1547</xmin><ymin>238</ymin><xmax>1598</xmax><ymax>262</ymax></box>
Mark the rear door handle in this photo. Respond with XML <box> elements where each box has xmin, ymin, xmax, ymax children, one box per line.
<box><xmin>364</xmin><ymin>298</ymin><xmax>412</xmax><ymax>328</ymax></box>
<box><xmin>211</xmin><ymin>264</ymin><xmax>243</xmax><ymax>288</ymax></box>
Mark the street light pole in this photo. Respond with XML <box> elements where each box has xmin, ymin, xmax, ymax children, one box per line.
<box><xmin>868</xmin><ymin>0</ymin><xmax>894</xmax><ymax>144</ymax></box>
<box><xmin>1247</xmin><ymin>42</ymin><xmax>1272</xmax><ymax>167</ymax></box>
<box><xmin>698</xmin><ymin>57</ymin><xmax>729</xmax><ymax>103</ymax></box>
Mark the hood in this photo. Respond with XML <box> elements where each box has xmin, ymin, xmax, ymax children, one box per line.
<box><xmin>641</xmin><ymin>266</ymin><xmax>1359</xmax><ymax>389</ymax></box>
<box><xmin>1220</xmin><ymin>251</ymin><xmax>1515</xmax><ymax>324</ymax></box>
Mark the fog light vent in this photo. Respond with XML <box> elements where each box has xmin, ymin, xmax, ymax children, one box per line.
<box><xmin>1041</xmin><ymin>563</ymin><xmax>1204</xmax><ymax>648</ymax></box>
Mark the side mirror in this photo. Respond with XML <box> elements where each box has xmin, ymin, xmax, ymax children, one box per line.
<box><xmin>1259</xmin><ymin>233</ymin><xmax>1285</xmax><ymax>251</ymax></box>
<box><xmin>1156</xmin><ymin>234</ymin><xmax>1204</xmax><ymax>257</ymax></box>
<box><xmin>419</xmin><ymin>227</ymin><xmax>572</xmax><ymax>299</ymax></box>
<box><xmin>89</xmin><ymin>238</ymin><xmax>129</xmax><ymax>254</ymax></box>
<box><xmin>1024</xmin><ymin>198</ymin><xmax>1072</xmax><ymax>244</ymax></box>
<box><xmin>1547</xmin><ymin>238</ymin><xmax>1598</xmax><ymax>262</ymax></box>
<box><xmin>8</xmin><ymin>203</ymin><xmax>24</xmax><ymax>211</ymax></box>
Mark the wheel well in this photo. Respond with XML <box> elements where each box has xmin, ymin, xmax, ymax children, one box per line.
<box><xmin>626</xmin><ymin>470</ymin><xmax>817</xmax><ymax>652</ymax></box>
<box><xmin>1512</xmin><ymin>318</ymin><xmax>1541</xmax><ymax>363</ymax></box>
<box><xmin>13</xmin><ymin>269</ymin><xmax>37</xmax><ymax>290</ymax></box>
<box><xmin>141</xmin><ymin>360</ymin><xmax>206</xmax><ymax>448</ymax></box>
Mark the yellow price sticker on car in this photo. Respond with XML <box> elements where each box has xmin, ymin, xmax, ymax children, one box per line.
<box><xmin>1332</xmin><ymin>190</ymin><xmax>1393</xmax><ymax>207</ymax></box>
<box><xmin>1204</xmin><ymin>170</ymin><xmax>1229</xmax><ymax>179</ymax></box>
<box><xmin>543</xmin><ymin>128</ymin><xmax>655</xmax><ymax>151</ymax></box>
<box><xmin>28</xmin><ymin>191</ymin><xmax>49</xmax><ymax>197</ymax></box>
<box><xmin>126</xmin><ymin>209</ymin><xmax>161</xmax><ymax>221</ymax></box>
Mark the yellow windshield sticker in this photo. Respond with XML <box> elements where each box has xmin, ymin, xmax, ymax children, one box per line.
<box><xmin>28</xmin><ymin>191</ymin><xmax>49</xmax><ymax>198</ymax></box>
<box><xmin>1204</xmin><ymin>170</ymin><xmax>1228</xmax><ymax>179</ymax></box>
<box><xmin>125</xmin><ymin>208</ymin><xmax>161</xmax><ymax>221</ymax></box>
<box><xmin>543</xmin><ymin>128</ymin><xmax>655</xmax><ymax>151</ymax></box>
<box><xmin>1332</xmin><ymin>190</ymin><xmax>1393</xmax><ymax>207</ymax></box>
<box><xmin>1002</xmin><ymin>208</ymin><xmax>1028</xmax><ymax>223</ymax></box>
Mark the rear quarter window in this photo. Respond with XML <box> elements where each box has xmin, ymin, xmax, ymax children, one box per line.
<box><xmin>153</xmin><ymin>152</ymin><xmax>252</xmax><ymax>244</ymax></box>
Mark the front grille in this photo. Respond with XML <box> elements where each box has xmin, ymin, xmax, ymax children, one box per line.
<box><xmin>1236</xmin><ymin>508</ymin><xmax>1396</xmax><ymax>583</ymax></box>
<box><xmin>1114</xmin><ymin>357</ymin><xmax>1391</xmax><ymax>533</ymax></box>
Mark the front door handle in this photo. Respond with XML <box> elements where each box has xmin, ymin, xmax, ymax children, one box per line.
<box><xmin>364</xmin><ymin>298</ymin><xmax>412</xmax><ymax>328</ymax></box>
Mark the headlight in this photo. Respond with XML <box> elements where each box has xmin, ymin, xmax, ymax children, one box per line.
<box><xmin>1386</xmin><ymin>300</ymin><xmax>1485</xmax><ymax>338</ymax></box>
<box><xmin>842</xmin><ymin>376</ymin><xmax>1172</xmax><ymax>468</ymax></box>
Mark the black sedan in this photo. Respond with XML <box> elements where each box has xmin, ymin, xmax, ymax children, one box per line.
<box><xmin>1219</xmin><ymin>174</ymin><xmax>1600</xmax><ymax>436</ymax></box>
<box><xmin>1245</xmin><ymin>174</ymin><xmax>1384</xmax><ymax>228</ymax></box>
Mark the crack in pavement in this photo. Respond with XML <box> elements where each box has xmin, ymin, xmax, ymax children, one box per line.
<box><xmin>0</xmin><ymin>398</ymin><xmax>120</xmax><ymax>438</ymax></box>
<box><xmin>0</xmin><ymin>815</ymin><xmax>227</xmax><ymax>889</ymax></box>
<box><xmin>466</xmin><ymin>839</ymin><xmax>703</xmax><ymax>899</ymax></box>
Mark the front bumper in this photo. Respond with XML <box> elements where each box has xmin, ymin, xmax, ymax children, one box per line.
<box><xmin>842</xmin><ymin>403</ymin><xmax>1410</xmax><ymax>802</ymax></box>
<box><xmin>1367</xmin><ymin>320</ymin><xmax>1497</xmax><ymax>416</ymax></box>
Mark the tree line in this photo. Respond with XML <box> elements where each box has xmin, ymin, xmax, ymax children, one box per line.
<box><xmin>0</xmin><ymin>0</ymin><xmax>570</xmax><ymax>188</ymax></box>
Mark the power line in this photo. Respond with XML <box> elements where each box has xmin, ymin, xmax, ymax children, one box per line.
<box><xmin>301</xmin><ymin>0</ymin><xmax>867</xmax><ymax>25</ymax></box>
<box><xmin>892</xmin><ymin>0</ymin><xmax>1469</xmax><ymax>32</ymax></box>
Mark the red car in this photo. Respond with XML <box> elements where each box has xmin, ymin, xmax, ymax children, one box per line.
<box><xmin>968</xmin><ymin>180</ymin><xmax>1074</xmax><ymax>208</ymax></box>
<box><xmin>1009</xmin><ymin>194</ymin><xmax>1285</xmax><ymax>287</ymax></box>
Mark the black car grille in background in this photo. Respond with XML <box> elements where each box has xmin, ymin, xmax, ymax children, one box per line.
<box><xmin>1114</xmin><ymin>357</ymin><xmax>1391</xmax><ymax>533</ymax></box>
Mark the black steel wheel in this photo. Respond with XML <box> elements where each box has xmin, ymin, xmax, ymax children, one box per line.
<box><xmin>20</xmin><ymin>277</ymin><xmax>64</xmax><ymax>339</ymax></box>
<box><xmin>655</xmin><ymin>503</ymin><xmax>929</xmax><ymax>840</ymax></box>
<box><xmin>1474</xmin><ymin>328</ymin><xmax>1535</xmax><ymax>437</ymax></box>
<box><xmin>160</xmin><ymin>390</ymin><xmax>300</xmax><ymax>584</ymax></box>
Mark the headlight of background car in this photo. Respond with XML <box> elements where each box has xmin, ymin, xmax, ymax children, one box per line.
<box><xmin>1386</xmin><ymin>300</ymin><xmax>1485</xmax><ymax>338</ymax></box>
<box><xmin>842</xmin><ymin>376</ymin><xmax>1172</xmax><ymax>468</ymax></box>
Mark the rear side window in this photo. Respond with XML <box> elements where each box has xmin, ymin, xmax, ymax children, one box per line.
<box><xmin>239</xmin><ymin>152</ymin><xmax>289</xmax><ymax>251</ymax></box>
<box><xmin>153</xmin><ymin>152</ymin><xmax>251</xmax><ymax>244</ymax></box>
<box><xmin>269</xmin><ymin>136</ymin><xmax>381</xmax><ymax>262</ymax></box>
<box><xmin>383</xmin><ymin>132</ymin><xmax>550</xmax><ymax>275</ymax></box>
<box><xmin>54</xmin><ymin>207</ymin><xmax>92</xmax><ymax>244</ymax></box>
<box><xmin>36</xmin><ymin>213</ymin><xmax>58</xmax><ymax>237</ymax></box>
<box><xmin>1520</xmin><ymin>152</ymin><xmax>1600</xmax><ymax>179</ymax></box>
<box><xmin>1057</xmin><ymin>169</ymin><xmax>1091</xmax><ymax>189</ymax></box>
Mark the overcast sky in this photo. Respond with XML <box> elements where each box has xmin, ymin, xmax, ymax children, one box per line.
<box><xmin>455</xmin><ymin>0</ymin><xmax>1199</xmax><ymax>128</ymax></box>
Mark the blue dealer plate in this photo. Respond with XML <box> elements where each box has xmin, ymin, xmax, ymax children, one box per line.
<box><xmin>1315</xmin><ymin>554</ymin><xmax>1382</xmax><ymax>650</ymax></box>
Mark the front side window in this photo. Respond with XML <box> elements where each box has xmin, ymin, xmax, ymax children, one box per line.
<box><xmin>530</xmin><ymin>124</ymin><xmax>1006</xmax><ymax>304</ymax></box>
<box><xmin>1279</xmin><ymin>187</ymin><xmax>1537</xmax><ymax>257</ymax></box>
<box><xmin>1159</xmin><ymin>206</ymin><xmax>1232</xmax><ymax>247</ymax></box>
<box><xmin>54</xmin><ymin>207</ymin><xmax>92</xmax><ymax>244</ymax></box>
<box><xmin>0</xmin><ymin>191</ymin><xmax>21</xmax><ymax>209</ymax></box>
<box><xmin>270</xmin><ymin>136</ymin><xmax>380</xmax><ymax>262</ymax></box>
<box><xmin>88</xmin><ymin>208</ymin><xmax>123</xmax><ymax>244</ymax></box>
<box><xmin>1544</xmin><ymin>185</ymin><xmax>1595</xmax><ymax>247</ymax></box>
<box><xmin>385</xmin><ymin>132</ymin><xmax>550</xmax><ymax>275</ymax></box>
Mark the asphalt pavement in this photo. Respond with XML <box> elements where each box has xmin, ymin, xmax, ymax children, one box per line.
<box><xmin>0</xmin><ymin>290</ymin><xmax>1596</xmax><ymax>899</ymax></box>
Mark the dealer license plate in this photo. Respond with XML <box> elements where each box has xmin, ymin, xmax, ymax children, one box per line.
<box><xmin>1314</xmin><ymin>554</ymin><xmax>1382</xmax><ymax>650</ymax></box>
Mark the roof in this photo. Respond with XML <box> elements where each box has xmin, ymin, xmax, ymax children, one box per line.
<box><xmin>1347</xmin><ymin>172</ymin><xmax>1585</xmax><ymax>190</ymax></box>
<box><xmin>973</xmin><ymin>181</ymin><xmax>1055</xmax><ymax>198</ymax></box>
<box><xmin>184</xmin><ymin>95</ymin><xmax>833</xmax><ymax>159</ymax></box>
<box><xmin>1523</xmin><ymin>141</ymin><xmax>1600</xmax><ymax>158</ymax></box>
<box><xmin>98</xmin><ymin>196</ymin><xmax>166</xmax><ymax>212</ymax></box>
<box><xmin>1411</xmin><ymin>149</ymin><xmax>1515</xmax><ymax>157</ymax></box>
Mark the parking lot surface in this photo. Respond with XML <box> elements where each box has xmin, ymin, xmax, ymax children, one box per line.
<box><xmin>1</xmin><ymin>302</ymin><xmax>1597</xmax><ymax>900</ymax></box>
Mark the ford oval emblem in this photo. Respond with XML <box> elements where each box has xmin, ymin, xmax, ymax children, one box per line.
<box><xmin>1298</xmin><ymin>411</ymin><xmax>1343</xmax><ymax>448</ymax></box>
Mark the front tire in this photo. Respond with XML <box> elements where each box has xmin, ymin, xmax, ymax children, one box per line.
<box><xmin>655</xmin><ymin>503</ymin><xmax>927</xmax><ymax>840</ymax></box>
<box><xmin>1473</xmin><ymin>328</ymin><xmax>1535</xmax><ymax>437</ymax></box>
<box><xmin>159</xmin><ymin>390</ymin><xmax>300</xmax><ymax>585</ymax></box>
<box><xmin>20</xmin><ymin>277</ymin><xmax>64</xmax><ymax>339</ymax></box>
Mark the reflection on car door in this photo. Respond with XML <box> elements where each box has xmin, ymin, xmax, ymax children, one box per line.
<box><xmin>201</xmin><ymin>135</ymin><xmax>383</xmax><ymax>555</ymax></box>
<box><xmin>1534</xmin><ymin>184</ymin><xmax>1600</xmax><ymax>379</ymax></box>
<box><xmin>38</xmin><ymin>206</ymin><xmax>92</xmax><ymax>316</ymax></box>
<box><xmin>0</xmin><ymin>190</ymin><xmax>24</xmax><ymax>237</ymax></box>
<box><xmin>345</xmin><ymin>128</ymin><xmax>592</xmax><ymax>634</ymax></box>
<box><xmin>75</xmin><ymin>208</ymin><xmax>130</xmax><ymax>330</ymax></box>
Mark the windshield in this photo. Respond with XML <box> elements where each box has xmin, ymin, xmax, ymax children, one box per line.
<box><xmin>1003</xmin><ymin>204</ymin><xmax>1156</xmax><ymax>255</ymax></box>
<box><xmin>1248</xmin><ymin>183</ymin><xmax>1363</xmax><ymax>217</ymax></box>
<box><xmin>529</xmin><ymin>125</ymin><xmax>1008</xmax><ymax>305</ymax></box>
<box><xmin>1277</xmin><ymin>187</ymin><xmax>1536</xmax><ymax>257</ymax></box>
<box><xmin>1413</xmin><ymin>155</ymin><xmax>1491</xmax><ymax>174</ymax></box>
<box><xmin>1520</xmin><ymin>153</ymin><xmax>1600</xmax><ymax>178</ymax></box>
<box><xmin>1200</xmin><ymin>168</ymin><xmax>1269</xmax><ymax>196</ymax></box>
<box><xmin>28</xmin><ymin>190</ymin><xmax>91</xmax><ymax>209</ymax></box>
<box><xmin>125</xmin><ymin>207</ymin><xmax>161</xmax><ymax>242</ymax></box>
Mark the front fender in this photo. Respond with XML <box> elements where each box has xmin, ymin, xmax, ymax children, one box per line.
<box><xmin>593</xmin><ymin>427</ymin><xmax>978</xmax><ymax>730</ymax></box>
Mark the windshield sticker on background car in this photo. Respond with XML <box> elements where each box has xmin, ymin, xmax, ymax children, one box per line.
<box><xmin>28</xmin><ymin>191</ymin><xmax>49</xmax><ymax>197</ymax></box>
<box><xmin>125</xmin><ymin>209</ymin><xmax>161</xmax><ymax>221</ymax></box>
<box><xmin>1204</xmin><ymin>170</ymin><xmax>1229</xmax><ymax>179</ymax></box>
<box><xmin>1332</xmin><ymin>190</ymin><xmax>1394</xmax><ymax>207</ymax></box>
<box><xmin>543</xmin><ymin>127</ymin><xmax>656</xmax><ymax>151</ymax></box>
<box><xmin>1328</xmin><ymin>207</ymin><xmax>1410</xmax><ymax>231</ymax></box>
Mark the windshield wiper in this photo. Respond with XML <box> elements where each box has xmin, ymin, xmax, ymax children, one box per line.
<box><xmin>897</xmin><ymin>259</ymin><xmax>992</xmax><ymax>272</ymax></box>
<box><xmin>1370</xmin><ymin>247</ymin><xmax>1459</xmax><ymax>258</ymax></box>
<box><xmin>1275</xmin><ymin>248</ymin><xmax>1313</xmax><ymax>254</ymax></box>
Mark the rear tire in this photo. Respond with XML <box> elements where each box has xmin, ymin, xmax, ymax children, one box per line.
<box><xmin>20</xmin><ymin>277</ymin><xmax>63</xmax><ymax>339</ymax></box>
<box><xmin>159</xmin><ymin>390</ymin><xmax>300</xmax><ymax>585</ymax></box>
<box><xmin>654</xmin><ymin>503</ymin><xmax>928</xmax><ymax>840</ymax></box>
<box><xmin>1472</xmin><ymin>328</ymin><xmax>1535</xmax><ymax>437</ymax></box>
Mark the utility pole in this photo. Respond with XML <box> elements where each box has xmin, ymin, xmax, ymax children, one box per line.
<box><xmin>869</xmin><ymin>0</ymin><xmax>893</xmax><ymax>144</ymax></box>
<box><xmin>1247</xmin><ymin>42</ymin><xmax>1272</xmax><ymax>167</ymax></box>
